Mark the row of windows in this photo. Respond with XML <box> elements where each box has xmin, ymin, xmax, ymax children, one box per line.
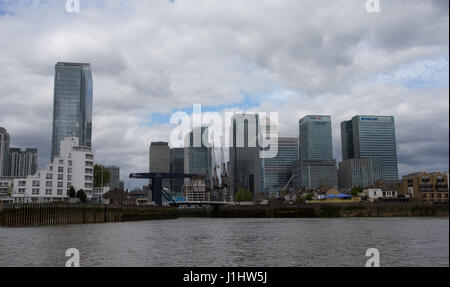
<box><xmin>18</xmin><ymin>188</ymin><xmax>66</xmax><ymax>196</ymax></box>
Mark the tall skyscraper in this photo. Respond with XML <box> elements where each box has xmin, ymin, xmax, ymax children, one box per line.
<box><xmin>229</xmin><ymin>113</ymin><xmax>263</xmax><ymax>196</ymax></box>
<box><xmin>1</xmin><ymin>127</ymin><xmax>38</xmax><ymax>177</ymax></box>
<box><xmin>296</xmin><ymin>115</ymin><xmax>338</xmax><ymax>189</ymax></box>
<box><xmin>341</xmin><ymin>115</ymin><xmax>398</xmax><ymax>180</ymax></box>
<box><xmin>149</xmin><ymin>142</ymin><xmax>170</xmax><ymax>194</ymax></box>
<box><xmin>184</xmin><ymin>127</ymin><xmax>212</xmax><ymax>177</ymax></box>
<box><xmin>51</xmin><ymin>62</ymin><xmax>93</xmax><ymax>161</ymax></box>
<box><xmin>8</xmin><ymin>148</ymin><xmax>38</xmax><ymax>177</ymax></box>
<box><xmin>299</xmin><ymin>115</ymin><xmax>333</xmax><ymax>160</ymax></box>
<box><xmin>0</xmin><ymin>127</ymin><xmax>10</xmax><ymax>176</ymax></box>
<box><xmin>170</xmin><ymin>148</ymin><xmax>185</xmax><ymax>194</ymax></box>
<box><xmin>262</xmin><ymin>137</ymin><xmax>298</xmax><ymax>196</ymax></box>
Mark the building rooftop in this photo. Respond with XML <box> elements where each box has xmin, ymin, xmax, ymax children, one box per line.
<box><xmin>56</xmin><ymin>62</ymin><xmax>91</xmax><ymax>67</ymax></box>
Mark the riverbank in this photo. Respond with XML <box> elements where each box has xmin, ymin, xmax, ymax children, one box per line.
<box><xmin>0</xmin><ymin>204</ymin><xmax>178</xmax><ymax>227</ymax></box>
<box><xmin>179</xmin><ymin>202</ymin><xmax>449</xmax><ymax>218</ymax></box>
<box><xmin>0</xmin><ymin>202</ymin><xmax>448</xmax><ymax>227</ymax></box>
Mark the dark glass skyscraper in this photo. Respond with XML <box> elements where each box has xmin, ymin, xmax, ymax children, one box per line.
<box><xmin>229</xmin><ymin>114</ymin><xmax>263</xmax><ymax>196</ymax></box>
<box><xmin>0</xmin><ymin>127</ymin><xmax>10</xmax><ymax>176</ymax></box>
<box><xmin>262</xmin><ymin>137</ymin><xmax>298</xmax><ymax>196</ymax></box>
<box><xmin>170</xmin><ymin>148</ymin><xmax>185</xmax><ymax>194</ymax></box>
<box><xmin>296</xmin><ymin>115</ymin><xmax>338</xmax><ymax>189</ymax></box>
<box><xmin>184</xmin><ymin>127</ymin><xmax>212</xmax><ymax>177</ymax></box>
<box><xmin>341</xmin><ymin>115</ymin><xmax>398</xmax><ymax>180</ymax></box>
<box><xmin>299</xmin><ymin>115</ymin><xmax>333</xmax><ymax>160</ymax></box>
<box><xmin>51</xmin><ymin>62</ymin><xmax>93</xmax><ymax>161</ymax></box>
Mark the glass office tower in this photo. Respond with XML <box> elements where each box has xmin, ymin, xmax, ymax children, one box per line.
<box><xmin>229</xmin><ymin>114</ymin><xmax>263</xmax><ymax>196</ymax></box>
<box><xmin>0</xmin><ymin>127</ymin><xmax>10</xmax><ymax>176</ymax></box>
<box><xmin>299</xmin><ymin>115</ymin><xmax>333</xmax><ymax>160</ymax></box>
<box><xmin>184</xmin><ymin>127</ymin><xmax>212</xmax><ymax>177</ymax></box>
<box><xmin>262</xmin><ymin>137</ymin><xmax>299</xmax><ymax>196</ymax></box>
<box><xmin>341</xmin><ymin>115</ymin><xmax>398</xmax><ymax>180</ymax></box>
<box><xmin>170</xmin><ymin>148</ymin><xmax>185</xmax><ymax>194</ymax></box>
<box><xmin>297</xmin><ymin>115</ymin><xmax>338</xmax><ymax>189</ymax></box>
<box><xmin>51</xmin><ymin>62</ymin><xmax>93</xmax><ymax>161</ymax></box>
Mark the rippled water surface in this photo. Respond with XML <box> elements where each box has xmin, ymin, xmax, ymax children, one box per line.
<box><xmin>0</xmin><ymin>217</ymin><xmax>448</xmax><ymax>267</ymax></box>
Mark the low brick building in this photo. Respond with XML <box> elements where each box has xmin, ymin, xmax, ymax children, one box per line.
<box><xmin>103</xmin><ymin>189</ymin><xmax>135</xmax><ymax>205</ymax></box>
<box><xmin>402</xmin><ymin>172</ymin><xmax>449</xmax><ymax>202</ymax></box>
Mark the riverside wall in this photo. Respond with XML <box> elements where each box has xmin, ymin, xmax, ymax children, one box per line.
<box><xmin>0</xmin><ymin>203</ymin><xmax>177</xmax><ymax>227</ymax></box>
<box><xmin>0</xmin><ymin>202</ymin><xmax>447</xmax><ymax>227</ymax></box>
<box><xmin>178</xmin><ymin>202</ymin><xmax>449</xmax><ymax>218</ymax></box>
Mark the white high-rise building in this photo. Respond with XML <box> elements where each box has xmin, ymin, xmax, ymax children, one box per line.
<box><xmin>12</xmin><ymin>137</ymin><xmax>94</xmax><ymax>203</ymax></box>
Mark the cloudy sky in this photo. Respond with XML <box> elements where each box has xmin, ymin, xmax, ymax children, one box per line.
<box><xmin>0</xmin><ymin>0</ymin><xmax>448</xmax><ymax>189</ymax></box>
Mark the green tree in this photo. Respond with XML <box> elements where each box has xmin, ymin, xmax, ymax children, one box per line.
<box><xmin>6</xmin><ymin>182</ymin><xmax>13</xmax><ymax>197</ymax></box>
<box><xmin>94</xmin><ymin>164</ymin><xmax>111</xmax><ymax>187</ymax></box>
<box><xmin>350</xmin><ymin>186</ymin><xmax>364</xmax><ymax>196</ymax></box>
<box><xmin>234</xmin><ymin>189</ymin><xmax>253</xmax><ymax>202</ymax></box>
<box><xmin>304</xmin><ymin>193</ymin><xmax>314</xmax><ymax>201</ymax></box>
<box><xmin>69</xmin><ymin>186</ymin><xmax>76</xmax><ymax>198</ymax></box>
<box><xmin>76</xmin><ymin>189</ymin><xmax>87</xmax><ymax>203</ymax></box>
<box><xmin>295</xmin><ymin>196</ymin><xmax>305</xmax><ymax>204</ymax></box>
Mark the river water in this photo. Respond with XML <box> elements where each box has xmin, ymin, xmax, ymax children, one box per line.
<box><xmin>0</xmin><ymin>217</ymin><xmax>448</xmax><ymax>267</ymax></box>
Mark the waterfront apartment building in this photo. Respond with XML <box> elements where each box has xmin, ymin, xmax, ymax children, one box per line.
<box><xmin>341</xmin><ymin>115</ymin><xmax>398</xmax><ymax>180</ymax></box>
<box><xmin>402</xmin><ymin>172</ymin><xmax>449</xmax><ymax>202</ymax></box>
<box><xmin>229</xmin><ymin>113</ymin><xmax>263</xmax><ymax>197</ymax></box>
<box><xmin>338</xmin><ymin>158</ymin><xmax>383</xmax><ymax>189</ymax></box>
<box><xmin>12</xmin><ymin>137</ymin><xmax>94</xmax><ymax>203</ymax></box>
<box><xmin>295</xmin><ymin>115</ymin><xmax>338</xmax><ymax>189</ymax></box>
<box><xmin>51</xmin><ymin>62</ymin><xmax>93</xmax><ymax>161</ymax></box>
<box><xmin>262</xmin><ymin>137</ymin><xmax>298</xmax><ymax>196</ymax></box>
<box><xmin>0</xmin><ymin>176</ymin><xmax>24</xmax><ymax>203</ymax></box>
<box><xmin>0</xmin><ymin>127</ymin><xmax>10</xmax><ymax>176</ymax></box>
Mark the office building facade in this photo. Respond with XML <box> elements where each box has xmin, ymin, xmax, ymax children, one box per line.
<box><xmin>106</xmin><ymin>166</ymin><xmax>121</xmax><ymax>190</ymax></box>
<box><xmin>149</xmin><ymin>142</ymin><xmax>171</xmax><ymax>194</ymax></box>
<box><xmin>170</xmin><ymin>148</ymin><xmax>185</xmax><ymax>194</ymax></box>
<box><xmin>184</xmin><ymin>127</ymin><xmax>212</xmax><ymax>177</ymax></box>
<box><xmin>292</xmin><ymin>159</ymin><xmax>338</xmax><ymax>190</ymax></box>
<box><xmin>8</xmin><ymin>148</ymin><xmax>38</xmax><ymax>177</ymax></box>
<box><xmin>1</xmin><ymin>127</ymin><xmax>38</xmax><ymax>177</ymax></box>
<box><xmin>51</xmin><ymin>62</ymin><xmax>93</xmax><ymax>161</ymax></box>
<box><xmin>229</xmin><ymin>114</ymin><xmax>263</xmax><ymax>197</ymax></box>
<box><xmin>296</xmin><ymin>115</ymin><xmax>338</xmax><ymax>189</ymax></box>
<box><xmin>338</xmin><ymin>158</ymin><xmax>382</xmax><ymax>189</ymax></box>
<box><xmin>299</xmin><ymin>115</ymin><xmax>333</xmax><ymax>161</ymax></box>
<box><xmin>341</xmin><ymin>115</ymin><xmax>398</xmax><ymax>179</ymax></box>
<box><xmin>0</xmin><ymin>127</ymin><xmax>10</xmax><ymax>176</ymax></box>
<box><xmin>262</xmin><ymin>137</ymin><xmax>298</xmax><ymax>196</ymax></box>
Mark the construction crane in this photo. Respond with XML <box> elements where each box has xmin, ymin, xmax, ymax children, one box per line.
<box><xmin>277</xmin><ymin>174</ymin><xmax>296</xmax><ymax>201</ymax></box>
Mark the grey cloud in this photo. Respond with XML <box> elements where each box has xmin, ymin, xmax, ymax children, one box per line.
<box><xmin>0</xmin><ymin>0</ymin><xmax>448</xmax><ymax>187</ymax></box>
